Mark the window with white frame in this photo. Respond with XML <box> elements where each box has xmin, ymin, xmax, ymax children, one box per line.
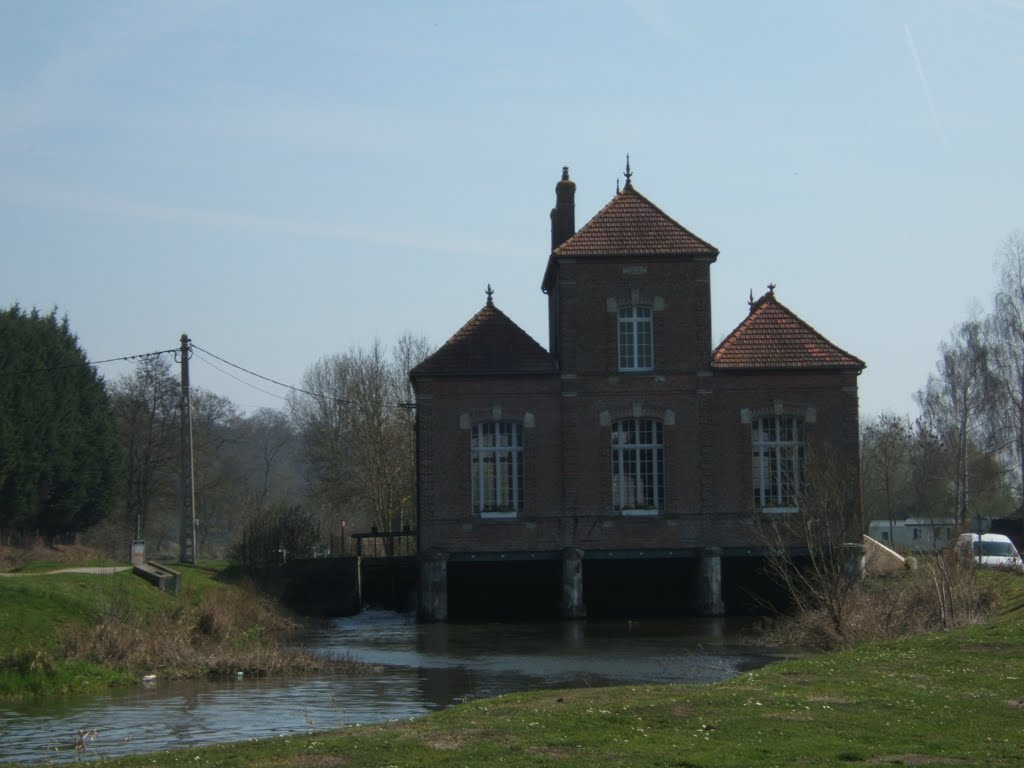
<box><xmin>612</xmin><ymin>419</ymin><xmax>663</xmax><ymax>514</ymax></box>
<box><xmin>471</xmin><ymin>422</ymin><xmax>523</xmax><ymax>517</ymax></box>
<box><xmin>751</xmin><ymin>415</ymin><xmax>804</xmax><ymax>512</ymax></box>
<box><xmin>618</xmin><ymin>306</ymin><xmax>653</xmax><ymax>371</ymax></box>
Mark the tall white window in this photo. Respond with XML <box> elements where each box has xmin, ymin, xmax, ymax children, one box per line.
<box><xmin>752</xmin><ymin>415</ymin><xmax>804</xmax><ymax>512</ymax></box>
<box><xmin>612</xmin><ymin>419</ymin><xmax>663</xmax><ymax>514</ymax></box>
<box><xmin>471</xmin><ymin>422</ymin><xmax>523</xmax><ymax>517</ymax></box>
<box><xmin>618</xmin><ymin>306</ymin><xmax>653</xmax><ymax>371</ymax></box>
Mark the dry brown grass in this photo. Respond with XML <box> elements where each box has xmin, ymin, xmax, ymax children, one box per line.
<box><xmin>759</xmin><ymin>551</ymin><xmax>996</xmax><ymax>650</ymax></box>
<box><xmin>61</xmin><ymin>579</ymin><xmax>362</xmax><ymax>679</ymax></box>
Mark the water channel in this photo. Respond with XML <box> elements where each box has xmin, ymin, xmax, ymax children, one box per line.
<box><xmin>0</xmin><ymin>611</ymin><xmax>783</xmax><ymax>764</ymax></box>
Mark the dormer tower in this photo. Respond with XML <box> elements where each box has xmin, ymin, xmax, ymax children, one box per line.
<box><xmin>542</xmin><ymin>165</ymin><xmax>720</xmax><ymax>374</ymax></box>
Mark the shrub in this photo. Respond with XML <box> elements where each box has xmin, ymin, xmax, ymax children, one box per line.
<box><xmin>758</xmin><ymin>551</ymin><xmax>995</xmax><ymax>650</ymax></box>
<box><xmin>230</xmin><ymin>503</ymin><xmax>320</xmax><ymax>568</ymax></box>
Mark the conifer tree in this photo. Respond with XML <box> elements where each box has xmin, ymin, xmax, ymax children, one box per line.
<box><xmin>0</xmin><ymin>306</ymin><xmax>119</xmax><ymax>542</ymax></box>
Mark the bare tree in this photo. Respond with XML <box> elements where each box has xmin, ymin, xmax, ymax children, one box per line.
<box><xmin>758</xmin><ymin>446</ymin><xmax>862</xmax><ymax>642</ymax></box>
<box><xmin>109</xmin><ymin>355</ymin><xmax>179</xmax><ymax>542</ymax></box>
<box><xmin>916</xmin><ymin>319</ymin><xmax>998</xmax><ymax>524</ymax></box>
<box><xmin>861</xmin><ymin>412</ymin><xmax>912</xmax><ymax>538</ymax></box>
<box><xmin>243</xmin><ymin>408</ymin><xmax>294</xmax><ymax>506</ymax></box>
<box><xmin>392</xmin><ymin>332</ymin><xmax>433</xmax><ymax>528</ymax></box>
<box><xmin>987</xmin><ymin>230</ymin><xmax>1024</xmax><ymax>507</ymax></box>
<box><xmin>289</xmin><ymin>355</ymin><xmax>352</xmax><ymax>523</ymax></box>
<box><xmin>290</xmin><ymin>335</ymin><xmax>432</xmax><ymax>544</ymax></box>
<box><xmin>347</xmin><ymin>340</ymin><xmax>409</xmax><ymax>535</ymax></box>
<box><xmin>394</xmin><ymin>332</ymin><xmax>434</xmax><ymax>409</ymax></box>
<box><xmin>189</xmin><ymin>390</ymin><xmax>245</xmax><ymax>557</ymax></box>
<box><xmin>907</xmin><ymin>420</ymin><xmax>952</xmax><ymax>520</ymax></box>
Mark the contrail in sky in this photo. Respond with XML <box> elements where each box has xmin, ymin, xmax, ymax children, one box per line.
<box><xmin>904</xmin><ymin>23</ymin><xmax>948</xmax><ymax>147</ymax></box>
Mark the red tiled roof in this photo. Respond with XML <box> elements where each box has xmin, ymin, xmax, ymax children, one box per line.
<box><xmin>553</xmin><ymin>184</ymin><xmax>719</xmax><ymax>258</ymax></box>
<box><xmin>410</xmin><ymin>297</ymin><xmax>556</xmax><ymax>377</ymax></box>
<box><xmin>712</xmin><ymin>290</ymin><xmax>865</xmax><ymax>371</ymax></box>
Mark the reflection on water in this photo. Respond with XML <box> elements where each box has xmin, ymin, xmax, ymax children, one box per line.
<box><xmin>0</xmin><ymin>673</ymin><xmax>429</xmax><ymax>765</ymax></box>
<box><xmin>0</xmin><ymin>613</ymin><xmax>778</xmax><ymax>765</ymax></box>
<box><xmin>312</xmin><ymin>611</ymin><xmax>773</xmax><ymax>707</ymax></box>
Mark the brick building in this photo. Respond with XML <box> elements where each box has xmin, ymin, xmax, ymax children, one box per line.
<box><xmin>410</xmin><ymin>165</ymin><xmax>865</xmax><ymax>621</ymax></box>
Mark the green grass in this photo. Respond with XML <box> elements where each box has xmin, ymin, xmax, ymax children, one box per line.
<box><xmin>0</xmin><ymin>572</ymin><xmax>157</xmax><ymax>697</ymax></box>
<box><xmin>0</xmin><ymin>562</ymin><xmax>226</xmax><ymax>649</ymax></box>
<box><xmin>0</xmin><ymin>561</ymin><xmax>273</xmax><ymax>698</ymax></box>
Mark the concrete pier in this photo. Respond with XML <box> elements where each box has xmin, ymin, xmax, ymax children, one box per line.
<box><xmin>418</xmin><ymin>548</ymin><xmax>449</xmax><ymax>622</ymax></box>
<box><xmin>560</xmin><ymin>547</ymin><xmax>586</xmax><ymax>619</ymax></box>
<box><xmin>698</xmin><ymin>546</ymin><xmax>725</xmax><ymax>616</ymax></box>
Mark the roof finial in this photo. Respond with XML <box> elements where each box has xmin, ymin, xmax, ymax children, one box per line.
<box><xmin>485</xmin><ymin>284</ymin><xmax>494</xmax><ymax>306</ymax></box>
<box><xmin>748</xmin><ymin>288</ymin><xmax>754</xmax><ymax>306</ymax></box>
<box><xmin>767</xmin><ymin>282</ymin><xmax>776</xmax><ymax>296</ymax></box>
<box><xmin>624</xmin><ymin>154</ymin><xmax>633</xmax><ymax>188</ymax></box>
<box><xmin>616</xmin><ymin>178</ymin><xmax>620</xmax><ymax>195</ymax></box>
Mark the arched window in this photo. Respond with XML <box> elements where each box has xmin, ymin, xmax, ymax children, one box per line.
<box><xmin>612</xmin><ymin>419</ymin><xmax>663</xmax><ymax>514</ymax></box>
<box><xmin>751</xmin><ymin>415</ymin><xmax>804</xmax><ymax>512</ymax></box>
<box><xmin>618</xmin><ymin>306</ymin><xmax>653</xmax><ymax>371</ymax></box>
<box><xmin>471</xmin><ymin>422</ymin><xmax>523</xmax><ymax>517</ymax></box>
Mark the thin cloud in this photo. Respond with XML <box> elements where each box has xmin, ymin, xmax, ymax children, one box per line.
<box><xmin>0</xmin><ymin>177</ymin><xmax>516</xmax><ymax>259</ymax></box>
<box><xmin>904</xmin><ymin>23</ymin><xmax>949</xmax><ymax>148</ymax></box>
<box><xmin>624</xmin><ymin>0</ymin><xmax>690</xmax><ymax>44</ymax></box>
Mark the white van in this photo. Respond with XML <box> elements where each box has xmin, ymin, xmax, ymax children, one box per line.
<box><xmin>956</xmin><ymin>533</ymin><xmax>1024</xmax><ymax>572</ymax></box>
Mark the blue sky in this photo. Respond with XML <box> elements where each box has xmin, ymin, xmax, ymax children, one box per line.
<box><xmin>3</xmin><ymin>1</ymin><xmax>1023</xmax><ymax>418</ymax></box>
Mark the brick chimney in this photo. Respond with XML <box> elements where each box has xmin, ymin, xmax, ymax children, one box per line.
<box><xmin>550</xmin><ymin>166</ymin><xmax>576</xmax><ymax>251</ymax></box>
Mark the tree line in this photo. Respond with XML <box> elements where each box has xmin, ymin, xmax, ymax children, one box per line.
<box><xmin>0</xmin><ymin>304</ymin><xmax>431</xmax><ymax>560</ymax></box>
<box><xmin>861</xmin><ymin>230</ymin><xmax>1024</xmax><ymax>531</ymax></box>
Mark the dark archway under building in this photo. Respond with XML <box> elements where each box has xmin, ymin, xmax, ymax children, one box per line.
<box><xmin>447</xmin><ymin>559</ymin><xmax>562</xmax><ymax>621</ymax></box>
<box><xmin>441</xmin><ymin>552</ymin><xmax>790</xmax><ymax>622</ymax></box>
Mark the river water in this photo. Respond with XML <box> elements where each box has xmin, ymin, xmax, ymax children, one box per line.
<box><xmin>0</xmin><ymin>611</ymin><xmax>780</xmax><ymax>764</ymax></box>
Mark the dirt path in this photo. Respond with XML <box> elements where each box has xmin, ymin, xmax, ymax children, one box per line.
<box><xmin>0</xmin><ymin>566</ymin><xmax>131</xmax><ymax>577</ymax></box>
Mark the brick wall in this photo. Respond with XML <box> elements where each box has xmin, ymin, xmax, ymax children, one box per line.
<box><xmin>415</xmin><ymin>374</ymin><xmax>562</xmax><ymax>552</ymax></box>
<box><xmin>551</xmin><ymin>257</ymin><xmax>712</xmax><ymax>375</ymax></box>
<box><xmin>706</xmin><ymin>369</ymin><xmax>862</xmax><ymax>545</ymax></box>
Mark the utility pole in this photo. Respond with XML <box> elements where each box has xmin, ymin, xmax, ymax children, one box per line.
<box><xmin>178</xmin><ymin>333</ymin><xmax>198</xmax><ymax>564</ymax></box>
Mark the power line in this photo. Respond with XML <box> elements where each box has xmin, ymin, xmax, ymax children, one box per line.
<box><xmin>191</xmin><ymin>348</ymin><xmax>288</xmax><ymax>402</ymax></box>
<box><xmin>3</xmin><ymin>335</ymin><xmax>415</xmax><ymax>411</ymax></box>
<box><xmin>189</xmin><ymin>342</ymin><xmax>415</xmax><ymax>410</ymax></box>
<box><xmin>1</xmin><ymin>347</ymin><xmax>179</xmax><ymax>378</ymax></box>
<box><xmin>188</xmin><ymin>344</ymin><xmax>364</xmax><ymax>409</ymax></box>
<box><xmin>189</xmin><ymin>342</ymin><xmax>339</xmax><ymax>403</ymax></box>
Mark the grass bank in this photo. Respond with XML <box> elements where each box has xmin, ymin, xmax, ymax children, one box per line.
<box><xmin>0</xmin><ymin>547</ymin><xmax>344</xmax><ymax>699</ymax></box>
<box><xmin>34</xmin><ymin>570</ymin><xmax>1023</xmax><ymax>768</ymax></box>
